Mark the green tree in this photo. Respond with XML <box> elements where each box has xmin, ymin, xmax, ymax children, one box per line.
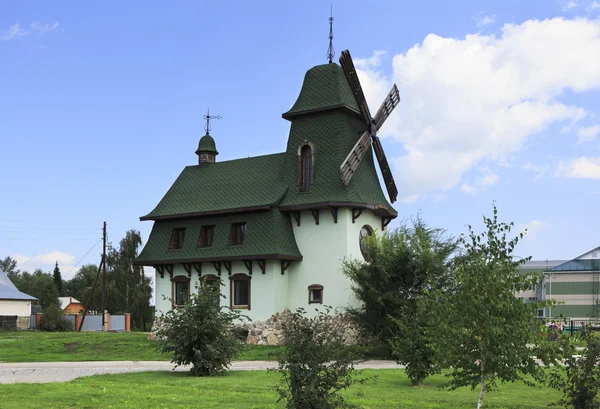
<box><xmin>64</xmin><ymin>264</ymin><xmax>100</xmax><ymax>311</ymax></box>
<box><xmin>273</xmin><ymin>307</ymin><xmax>367</xmax><ymax>409</ymax></box>
<box><xmin>550</xmin><ymin>332</ymin><xmax>600</xmax><ymax>409</ymax></box>
<box><xmin>52</xmin><ymin>262</ymin><xmax>63</xmax><ymax>295</ymax></box>
<box><xmin>428</xmin><ymin>205</ymin><xmax>557</xmax><ymax>409</ymax></box>
<box><xmin>156</xmin><ymin>283</ymin><xmax>245</xmax><ymax>376</ymax></box>
<box><xmin>106</xmin><ymin>230</ymin><xmax>153</xmax><ymax>330</ymax></box>
<box><xmin>0</xmin><ymin>256</ymin><xmax>19</xmax><ymax>281</ymax></box>
<box><xmin>343</xmin><ymin>217</ymin><xmax>456</xmax><ymax>385</ymax></box>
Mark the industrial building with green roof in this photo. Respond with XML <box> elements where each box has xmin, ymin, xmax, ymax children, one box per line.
<box><xmin>137</xmin><ymin>59</ymin><xmax>399</xmax><ymax>321</ymax></box>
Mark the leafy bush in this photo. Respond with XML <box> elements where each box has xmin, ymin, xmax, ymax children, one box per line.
<box><xmin>550</xmin><ymin>332</ymin><xmax>600</xmax><ymax>409</ymax></box>
<box><xmin>272</xmin><ymin>307</ymin><xmax>368</xmax><ymax>409</ymax></box>
<box><xmin>155</xmin><ymin>283</ymin><xmax>246</xmax><ymax>376</ymax></box>
<box><xmin>39</xmin><ymin>305</ymin><xmax>73</xmax><ymax>332</ymax></box>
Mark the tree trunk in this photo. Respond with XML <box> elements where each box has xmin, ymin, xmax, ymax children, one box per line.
<box><xmin>477</xmin><ymin>378</ymin><xmax>486</xmax><ymax>409</ymax></box>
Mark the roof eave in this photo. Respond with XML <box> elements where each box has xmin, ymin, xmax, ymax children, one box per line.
<box><xmin>282</xmin><ymin>104</ymin><xmax>363</xmax><ymax>122</ymax></box>
<box><xmin>134</xmin><ymin>253</ymin><xmax>303</xmax><ymax>266</ymax></box>
<box><xmin>140</xmin><ymin>204</ymin><xmax>275</xmax><ymax>221</ymax></box>
<box><xmin>279</xmin><ymin>201</ymin><xmax>397</xmax><ymax>218</ymax></box>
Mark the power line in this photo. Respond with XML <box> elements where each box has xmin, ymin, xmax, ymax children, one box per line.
<box><xmin>0</xmin><ymin>225</ymin><xmax>99</xmax><ymax>232</ymax></box>
<box><xmin>0</xmin><ymin>218</ymin><xmax>96</xmax><ymax>226</ymax></box>
<box><xmin>63</xmin><ymin>238</ymin><xmax>103</xmax><ymax>280</ymax></box>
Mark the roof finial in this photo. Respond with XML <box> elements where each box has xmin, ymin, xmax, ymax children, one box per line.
<box><xmin>327</xmin><ymin>6</ymin><xmax>334</xmax><ymax>64</ymax></box>
<box><xmin>203</xmin><ymin>108</ymin><xmax>222</xmax><ymax>135</ymax></box>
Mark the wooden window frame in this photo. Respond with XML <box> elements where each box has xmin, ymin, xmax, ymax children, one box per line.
<box><xmin>198</xmin><ymin>225</ymin><xmax>215</xmax><ymax>248</ymax></box>
<box><xmin>228</xmin><ymin>222</ymin><xmax>247</xmax><ymax>246</ymax></box>
<box><xmin>171</xmin><ymin>275</ymin><xmax>191</xmax><ymax>308</ymax></box>
<box><xmin>298</xmin><ymin>142</ymin><xmax>315</xmax><ymax>192</ymax></box>
<box><xmin>308</xmin><ymin>284</ymin><xmax>324</xmax><ymax>304</ymax></box>
<box><xmin>169</xmin><ymin>228</ymin><xmax>186</xmax><ymax>250</ymax></box>
<box><xmin>229</xmin><ymin>273</ymin><xmax>251</xmax><ymax>310</ymax></box>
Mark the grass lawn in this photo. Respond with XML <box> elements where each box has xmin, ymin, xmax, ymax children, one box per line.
<box><xmin>0</xmin><ymin>331</ymin><xmax>390</xmax><ymax>362</ymax></box>
<box><xmin>0</xmin><ymin>369</ymin><xmax>561</xmax><ymax>409</ymax></box>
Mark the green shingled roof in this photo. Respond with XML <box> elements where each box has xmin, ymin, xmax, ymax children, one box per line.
<box><xmin>196</xmin><ymin>133</ymin><xmax>218</xmax><ymax>155</ymax></box>
<box><xmin>136</xmin><ymin>209</ymin><xmax>302</xmax><ymax>264</ymax></box>
<box><xmin>141</xmin><ymin>153</ymin><xmax>288</xmax><ymax>220</ymax></box>
<box><xmin>282</xmin><ymin>63</ymin><xmax>361</xmax><ymax>120</ymax></box>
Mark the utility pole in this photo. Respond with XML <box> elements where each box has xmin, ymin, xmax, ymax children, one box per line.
<box><xmin>101</xmin><ymin>221</ymin><xmax>107</xmax><ymax>331</ymax></box>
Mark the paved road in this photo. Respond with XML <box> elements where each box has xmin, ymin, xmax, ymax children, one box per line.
<box><xmin>0</xmin><ymin>360</ymin><xmax>401</xmax><ymax>384</ymax></box>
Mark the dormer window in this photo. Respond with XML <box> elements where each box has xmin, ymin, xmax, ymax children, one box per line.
<box><xmin>229</xmin><ymin>222</ymin><xmax>247</xmax><ymax>245</ymax></box>
<box><xmin>298</xmin><ymin>142</ymin><xmax>315</xmax><ymax>192</ymax></box>
<box><xmin>169</xmin><ymin>228</ymin><xmax>186</xmax><ymax>250</ymax></box>
<box><xmin>198</xmin><ymin>225</ymin><xmax>215</xmax><ymax>247</ymax></box>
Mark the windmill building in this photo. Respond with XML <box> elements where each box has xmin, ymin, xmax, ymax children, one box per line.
<box><xmin>136</xmin><ymin>50</ymin><xmax>400</xmax><ymax>320</ymax></box>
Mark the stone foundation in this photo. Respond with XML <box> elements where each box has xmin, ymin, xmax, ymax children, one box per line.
<box><xmin>149</xmin><ymin>309</ymin><xmax>372</xmax><ymax>346</ymax></box>
<box><xmin>16</xmin><ymin>316</ymin><xmax>30</xmax><ymax>330</ymax></box>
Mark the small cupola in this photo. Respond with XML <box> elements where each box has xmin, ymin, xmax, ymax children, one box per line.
<box><xmin>196</xmin><ymin>109</ymin><xmax>221</xmax><ymax>164</ymax></box>
<box><xmin>196</xmin><ymin>133</ymin><xmax>219</xmax><ymax>163</ymax></box>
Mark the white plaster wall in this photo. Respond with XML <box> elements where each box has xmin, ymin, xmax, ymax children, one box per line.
<box><xmin>0</xmin><ymin>300</ymin><xmax>31</xmax><ymax>316</ymax></box>
<box><xmin>286</xmin><ymin>208</ymin><xmax>383</xmax><ymax>316</ymax></box>
<box><xmin>154</xmin><ymin>261</ymin><xmax>286</xmax><ymax>322</ymax></box>
<box><xmin>545</xmin><ymin>273</ymin><xmax>594</xmax><ymax>283</ymax></box>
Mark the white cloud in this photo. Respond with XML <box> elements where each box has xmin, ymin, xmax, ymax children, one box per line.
<box><xmin>1</xmin><ymin>23</ymin><xmax>28</xmax><ymax>41</ymax></box>
<box><xmin>521</xmin><ymin>162</ymin><xmax>550</xmax><ymax>180</ymax></box>
<box><xmin>476</xmin><ymin>170</ymin><xmax>499</xmax><ymax>186</ymax></box>
<box><xmin>519</xmin><ymin>220</ymin><xmax>551</xmax><ymax>240</ymax></box>
<box><xmin>560</xmin><ymin>0</ymin><xmax>580</xmax><ymax>10</ymax></box>
<box><xmin>13</xmin><ymin>251</ymin><xmax>77</xmax><ymax>274</ymax></box>
<box><xmin>0</xmin><ymin>21</ymin><xmax>59</xmax><ymax>41</ymax></box>
<box><xmin>30</xmin><ymin>21</ymin><xmax>59</xmax><ymax>35</ymax></box>
<box><xmin>556</xmin><ymin>156</ymin><xmax>600</xmax><ymax>178</ymax></box>
<box><xmin>460</xmin><ymin>183</ymin><xmax>476</xmax><ymax>194</ymax></box>
<box><xmin>475</xmin><ymin>13</ymin><xmax>496</xmax><ymax>28</ymax></box>
<box><xmin>577</xmin><ymin>124</ymin><xmax>600</xmax><ymax>143</ymax></box>
<box><xmin>356</xmin><ymin>17</ymin><xmax>600</xmax><ymax>201</ymax></box>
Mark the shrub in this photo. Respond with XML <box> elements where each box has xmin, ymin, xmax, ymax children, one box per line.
<box><xmin>272</xmin><ymin>307</ymin><xmax>368</xmax><ymax>409</ymax></box>
<box><xmin>550</xmin><ymin>332</ymin><xmax>600</xmax><ymax>409</ymax></box>
<box><xmin>39</xmin><ymin>305</ymin><xmax>73</xmax><ymax>332</ymax></box>
<box><xmin>155</xmin><ymin>283</ymin><xmax>247</xmax><ymax>376</ymax></box>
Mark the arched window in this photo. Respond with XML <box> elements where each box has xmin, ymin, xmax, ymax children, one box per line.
<box><xmin>359</xmin><ymin>225</ymin><xmax>373</xmax><ymax>261</ymax></box>
<box><xmin>298</xmin><ymin>142</ymin><xmax>315</xmax><ymax>192</ymax></box>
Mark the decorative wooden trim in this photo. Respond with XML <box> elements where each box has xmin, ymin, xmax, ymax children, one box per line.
<box><xmin>213</xmin><ymin>261</ymin><xmax>222</xmax><ymax>276</ymax></box>
<box><xmin>155</xmin><ymin>265</ymin><xmax>165</xmax><ymax>279</ymax></box>
<box><xmin>352</xmin><ymin>208</ymin><xmax>363</xmax><ymax>223</ymax></box>
<box><xmin>308</xmin><ymin>284</ymin><xmax>324</xmax><ymax>304</ymax></box>
<box><xmin>223</xmin><ymin>261</ymin><xmax>232</xmax><ymax>276</ymax></box>
<box><xmin>229</xmin><ymin>273</ymin><xmax>252</xmax><ymax>310</ymax></box>
<box><xmin>382</xmin><ymin>217</ymin><xmax>393</xmax><ymax>231</ymax></box>
<box><xmin>193</xmin><ymin>263</ymin><xmax>202</xmax><ymax>278</ymax></box>
<box><xmin>281</xmin><ymin>260</ymin><xmax>291</xmax><ymax>275</ymax></box>
<box><xmin>257</xmin><ymin>259</ymin><xmax>266</xmax><ymax>274</ymax></box>
<box><xmin>243</xmin><ymin>260</ymin><xmax>253</xmax><ymax>275</ymax></box>
<box><xmin>292</xmin><ymin>211</ymin><xmax>301</xmax><ymax>227</ymax></box>
<box><xmin>182</xmin><ymin>263</ymin><xmax>192</xmax><ymax>278</ymax></box>
<box><xmin>165</xmin><ymin>264</ymin><xmax>174</xmax><ymax>278</ymax></box>
<box><xmin>310</xmin><ymin>209</ymin><xmax>319</xmax><ymax>225</ymax></box>
<box><xmin>135</xmin><ymin>253</ymin><xmax>303</xmax><ymax>266</ymax></box>
<box><xmin>282</xmin><ymin>103</ymin><xmax>362</xmax><ymax>122</ymax></box>
<box><xmin>329</xmin><ymin>207</ymin><xmax>338</xmax><ymax>223</ymax></box>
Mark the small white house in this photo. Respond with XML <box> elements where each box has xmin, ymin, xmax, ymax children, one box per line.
<box><xmin>0</xmin><ymin>267</ymin><xmax>36</xmax><ymax>329</ymax></box>
<box><xmin>136</xmin><ymin>52</ymin><xmax>400</xmax><ymax>321</ymax></box>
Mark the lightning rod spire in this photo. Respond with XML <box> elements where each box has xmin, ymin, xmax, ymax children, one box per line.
<box><xmin>203</xmin><ymin>108</ymin><xmax>222</xmax><ymax>134</ymax></box>
<box><xmin>327</xmin><ymin>6</ymin><xmax>334</xmax><ymax>63</ymax></box>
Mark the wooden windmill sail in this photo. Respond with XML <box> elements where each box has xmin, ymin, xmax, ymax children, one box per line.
<box><xmin>338</xmin><ymin>49</ymin><xmax>400</xmax><ymax>203</ymax></box>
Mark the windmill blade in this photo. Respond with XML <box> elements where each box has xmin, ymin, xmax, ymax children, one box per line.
<box><xmin>374</xmin><ymin>84</ymin><xmax>400</xmax><ymax>130</ymax></box>
<box><xmin>371</xmin><ymin>136</ymin><xmax>398</xmax><ymax>203</ymax></box>
<box><xmin>340</xmin><ymin>130</ymin><xmax>372</xmax><ymax>186</ymax></box>
<box><xmin>339</xmin><ymin>50</ymin><xmax>372</xmax><ymax>124</ymax></box>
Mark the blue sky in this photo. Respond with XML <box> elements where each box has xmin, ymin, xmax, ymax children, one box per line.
<box><xmin>1</xmin><ymin>0</ymin><xmax>599</xmax><ymax>280</ymax></box>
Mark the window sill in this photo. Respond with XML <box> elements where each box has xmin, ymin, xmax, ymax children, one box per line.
<box><xmin>231</xmin><ymin>305</ymin><xmax>249</xmax><ymax>310</ymax></box>
<box><xmin>308</xmin><ymin>301</ymin><xmax>323</xmax><ymax>304</ymax></box>
<box><xmin>167</xmin><ymin>248</ymin><xmax>183</xmax><ymax>252</ymax></box>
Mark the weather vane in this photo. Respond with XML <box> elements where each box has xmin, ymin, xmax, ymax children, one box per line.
<box><xmin>327</xmin><ymin>6</ymin><xmax>334</xmax><ymax>63</ymax></box>
<box><xmin>203</xmin><ymin>108</ymin><xmax>222</xmax><ymax>134</ymax></box>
